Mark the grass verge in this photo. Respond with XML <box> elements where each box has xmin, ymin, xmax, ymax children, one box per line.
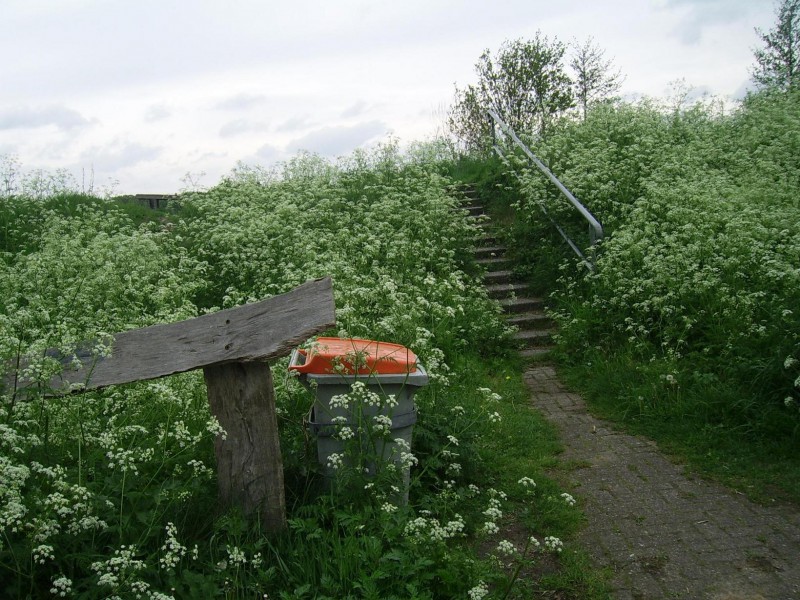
<box><xmin>558</xmin><ymin>351</ymin><xmax>800</xmax><ymax>506</ymax></box>
<box><xmin>450</xmin><ymin>353</ymin><xmax>611</xmax><ymax>599</ymax></box>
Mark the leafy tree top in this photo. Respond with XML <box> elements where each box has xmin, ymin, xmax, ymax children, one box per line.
<box><xmin>751</xmin><ymin>0</ymin><xmax>800</xmax><ymax>91</ymax></box>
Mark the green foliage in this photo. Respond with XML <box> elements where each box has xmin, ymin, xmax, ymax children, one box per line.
<box><xmin>569</xmin><ymin>37</ymin><xmax>624</xmax><ymax>120</ymax></box>
<box><xmin>751</xmin><ymin>0</ymin><xmax>800</xmax><ymax>91</ymax></box>
<box><xmin>449</xmin><ymin>35</ymin><xmax>574</xmax><ymax>151</ymax></box>
<box><xmin>0</xmin><ymin>147</ymin><xmax>596</xmax><ymax>598</ymax></box>
<box><xmin>504</xmin><ymin>90</ymin><xmax>800</xmax><ymax>497</ymax></box>
<box><xmin>177</xmin><ymin>146</ymin><xmax>512</xmax><ymax>362</ymax></box>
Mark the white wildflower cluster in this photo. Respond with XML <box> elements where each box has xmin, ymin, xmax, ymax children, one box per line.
<box><xmin>23</xmin><ymin>464</ymin><xmax>108</xmax><ymax>544</ymax></box>
<box><xmin>496</xmin><ymin>539</ymin><xmax>517</xmax><ymax>556</ymax></box>
<box><xmin>481</xmin><ymin>488</ymin><xmax>506</xmax><ymax>535</ymax></box>
<box><xmin>544</xmin><ymin>536</ymin><xmax>564</xmax><ymax>553</ymax></box>
<box><xmin>159</xmin><ymin>522</ymin><xmax>186</xmax><ymax>570</ymax></box>
<box><xmin>518</xmin><ymin>476</ymin><xmax>536</xmax><ymax>490</ymax></box>
<box><xmin>33</xmin><ymin>544</ymin><xmax>55</xmax><ymax>565</ymax></box>
<box><xmin>329</xmin><ymin>393</ymin><xmax>351</xmax><ymax>410</ymax></box>
<box><xmin>399</xmin><ymin>450</ymin><xmax>419</xmax><ymax>470</ymax></box>
<box><xmin>336</xmin><ymin>426</ymin><xmax>356</xmax><ymax>441</ymax></box>
<box><xmin>167</xmin><ymin>419</ymin><xmax>194</xmax><ymax>448</ymax></box>
<box><xmin>104</xmin><ymin>446</ymin><xmax>155</xmax><ymax>475</ymax></box>
<box><xmin>403</xmin><ymin>513</ymin><xmax>465</xmax><ymax>543</ymax></box>
<box><xmin>326</xmin><ymin>452</ymin><xmax>344</xmax><ymax>470</ymax></box>
<box><xmin>227</xmin><ymin>545</ymin><xmax>247</xmax><ymax>567</ymax></box>
<box><xmin>0</xmin><ymin>457</ymin><xmax>30</xmax><ymax>532</ymax></box>
<box><xmin>478</xmin><ymin>387</ymin><xmax>502</xmax><ymax>403</ymax></box>
<box><xmin>350</xmin><ymin>381</ymin><xmax>386</xmax><ymax>408</ymax></box>
<box><xmin>187</xmin><ymin>459</ymin><xmax>213</xmax><ymax>479</ymax></box>
<box><xmin>381</xmin><ymin>502</ymin><xmax>398</xmax><ymax>514</ymax></box>
<box><xmin>98</xmin><ymin>429</ymin><xmax>155</xmax><ymax>475</ymax></box>
<box><xmin>92</xmin><ymin>544</ymin><xmax>173</xmax><ymax>598</ymax></box>
<box><xmin>467</xmin><ymin>580</ymin><xmax>489</xmax><ymax>600</ymax></box>
<box><xmin>50</xmin><ymin>575</ymin><xmax>72</xmax><ymax>597</ymax></box>
<box><xmin>446</xmin><ymin>462</ymin><xmax>462</xmax><ymax>475</ymax></box>
<box><xmin>560</xmin><ymin>492</ymin><xmax>577</xmax><ymax>507</ymax></box>
<box><xmin>372</xmin><ymin>414</ymin><xmax>393</xmax><ymax>435</ymax></box>
<box><xmin>389</xmin><ymin>436</ymin><xmax>418</xmax><ymax>470</ymax></box>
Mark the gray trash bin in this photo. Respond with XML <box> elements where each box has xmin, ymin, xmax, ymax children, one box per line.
<box><xmin>289</xmin><ymin>338</ymin><xmax>429</xmax><ymax>500</ymax></box>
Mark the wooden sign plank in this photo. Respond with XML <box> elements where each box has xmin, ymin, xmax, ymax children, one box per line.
<box><xmin>11</xmin><ymin>277</ymin><xmax>335</xmax><ymax>394</ymax></box>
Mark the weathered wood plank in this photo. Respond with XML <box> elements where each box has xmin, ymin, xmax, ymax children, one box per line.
<box><xmin>204</xmin><ymin>362</ymin><xmax>286</xmax><ymax>532</ymax></box>
<box><xmin>11</xmin><ymin>277</ymin><xmax>335</xmax><ymax>394</ymax></box>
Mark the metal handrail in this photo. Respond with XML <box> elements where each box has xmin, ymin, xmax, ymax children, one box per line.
<box><xmin>487</xmin><ymin>110</ymin><xmax>604</xmax><ymax>266</ymax></box>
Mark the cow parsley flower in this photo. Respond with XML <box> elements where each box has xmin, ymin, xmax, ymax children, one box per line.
<box><xmin>467</xmin><ymin>581</ymin><xmax>489</xmax><ymax>600</ymax></box>
<box><xmin>496</xmin><ymin>539</ymin><xmax>517</xmax><ymax>556</ymax></box>
<box><xmin>544</xmin><ymin>536</ymin><xmax>563</xmax><ymax>553</ymax></box>
<box><xmin>326</xmin><ymin>453</ymin><xmax>344</xmax><ymax>470</ymax></box>
<box><xmin>50</xmin><ymin>575</ymin><xmax>72</xmax><ymax>597</ymax></box>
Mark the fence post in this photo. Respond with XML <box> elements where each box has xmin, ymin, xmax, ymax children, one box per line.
<box><xmin>204</xmin><ymin>362</ymin><xmax>286</xmax><ymax>532</ymax></box>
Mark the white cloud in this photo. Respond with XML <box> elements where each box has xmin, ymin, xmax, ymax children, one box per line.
<box><xmin>80</xmin><ymin>141</ymin><xmax>161</xmax><ymax>172</ymax></box>
<box><xmin>219</xmin><ymin>119</ymin><xmax>270</xmax><ymax>138</ymax></box>
<box><xmin>286</xmin><ymin>121</ymin><xmax>388</xmax><ymax>157</ymax></box>
<box><xmin>144</xmin><ymin>104</ymin><xmax>172</xmax><ymax>122</ymax></box>
<box><xmin>255</xmin><ymin>144</ymin><xmax>283</xmax><ymax>162</ymax></box>
<box><xmin>0</xmin><ymin>105</ymin><xmax>92</xmax><ymax>131</ymax></box>
<box><xmin>661</xmin><ymin>0</ymin><xmax>769</xmax><ymax>44</ymax></box>
<box><xmin>276</xmin><ymin>115</ymin><xmax>317</xmax><ymax>133</ymax></box>
<box><xmin>341</xmin><ymin>101</ymin><xmax>369</xmax><ymax>118</ymax></box>
<box><xmin>214</xmin><ymin>93</ymin><xmax>269</xmax><ymax>111</ymax></box>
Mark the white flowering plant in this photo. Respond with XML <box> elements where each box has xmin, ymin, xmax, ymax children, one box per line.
<box><xmin>0</xmin><ymin>146</ymin><xmax>587</xmax><ymax>598</ymax></box>
<box><xmin>501</xmin><ymin>92</ymin><xmax>800</xmax><ymax>480</ymax></box>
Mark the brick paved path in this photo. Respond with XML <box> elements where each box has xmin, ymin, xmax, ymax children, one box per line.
<box><xmin>524</xmin><ymin>365</ymin><xmax>800</xmax><ymax>600</ymax></box>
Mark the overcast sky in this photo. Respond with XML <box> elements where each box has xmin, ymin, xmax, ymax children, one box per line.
<box><xmin>0</xmin><ymin>0</ymin><xmax>776</xmax><ymax>194</ymax></box>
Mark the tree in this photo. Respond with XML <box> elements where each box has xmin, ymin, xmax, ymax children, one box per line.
<box><xmin>570</xmin><ymin>37</ymin><xmax>624</xmax><ymax>119</ymax></box>
<box><xmin>448</xmin><ymin>34</ymin><xmax>574</xmax><ymax>151</ymax></box>
<box><xmin>751</xmin><ymin>0</ymin><xmax>800</xmax><ymax>91</ymax></box>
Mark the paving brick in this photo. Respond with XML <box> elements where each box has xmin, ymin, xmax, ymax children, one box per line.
<box><xmin>524</xmin><ymin>365</ymin><xmax>800</xmax><ymax>599</ymax></box>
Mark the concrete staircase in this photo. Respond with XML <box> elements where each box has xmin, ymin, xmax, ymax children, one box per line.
<box><xmin>462</xmin><ymin>188</ymin><xmax>556</xmax><ymax>359</ymax></box>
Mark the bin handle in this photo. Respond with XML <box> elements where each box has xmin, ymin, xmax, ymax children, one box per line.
<box><xmin>288</xmin><ymin>348</ymin><xmax>313</xmax><ymax>373</ymax></box>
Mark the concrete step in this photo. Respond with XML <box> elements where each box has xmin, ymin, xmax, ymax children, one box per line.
<box><xmin>475</xmin><ymin>246</ymin><xmax>506</xmax><ymax>259</ymax></box>
<box><xmin>519</xmin><ymin>346</ymin><xmax>555</xmax><ymax>359</ymax></box>
<box><xmin>464</xmin><ymin>205</ymin><xmax>485</xmax><ymax>216</ymax></box>
<box><xmin>486</xmin><ymin>282</ymin><xmax>531</xmax><ymax>299</ymax></box>
<box><xmin>498</xmin><ymin>296</ymin><xmax>545</xmax><ymax>314</ymax></box>
<box><xmin>474</xmin><ymin>231</ymin><xmax>496</xmax><ymax>242</ymax></box>
<box><xmin>483</xmin><ymin>269</ymin><xmax>514</xmax><ymax>284</ymax></box>
<box><xmin>513</xmin><ymin>328</ymin><xmax>557</xmax><ymax>346</ymax></box>
<box><xmin>506</xmin><ymin>311</ymin><xmax>555</xmax><ymax>329</ymax></box>
<box><xmin>476</xmin><ymin>257</ymin><xmax>510</xmax><ymax>268</ymax></box>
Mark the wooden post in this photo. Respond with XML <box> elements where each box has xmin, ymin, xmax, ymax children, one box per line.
<box><xmin>7</xmin><ymin>277</ymin><xmax>336</xmax><ymax>534</ymax></box>
<box><xmin>204</xmin><ymin>362</ymin><xmax>286</xmax><ymax>531</ymax></box>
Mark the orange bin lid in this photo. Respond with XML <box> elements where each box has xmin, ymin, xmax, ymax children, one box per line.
<box><xmin>289</xmin><ymin>337</ymin><xmax>418</xmax><ymax>375</ymax></box>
